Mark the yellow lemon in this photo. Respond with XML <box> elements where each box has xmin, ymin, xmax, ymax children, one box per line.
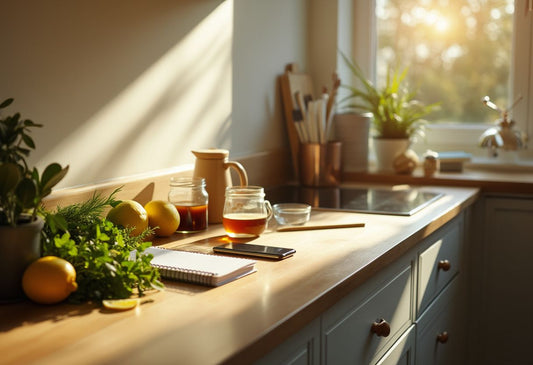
<box><xmin>102</xmin><ymin>298</ymin><xmax>139</xmax><ymax>311</ymax></box>
<box><xmin>106</xmin><ymin>200</ymin><xmax>148</xmax><ymax>236</ymax></box>
<box><xmin>144</xmin><ymin>200</ymin><xmax>180</xmax><ymax>237</ymax></box>
<box><xmin>22</xmin><ymin>256</ymin><xmax>78</xmax><ymax>304</ymax></box>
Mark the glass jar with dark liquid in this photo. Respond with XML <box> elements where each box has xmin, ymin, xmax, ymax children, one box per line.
<box><xmin>168</xmin><ymin>177</ymin><xmax>208</xmax><ymax>233</ymax></box>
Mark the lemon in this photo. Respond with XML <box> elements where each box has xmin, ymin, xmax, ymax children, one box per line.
<box><xmin>106</xmin><ymin>200</ymin><xmax>148</xmax><ymax>236</ymax></box>
<box><xmin>144</xmin><ymin>200</ymin><xmax>180</xmax><ymax>237</ymax></box>
<box><xmin>102</xmin><ymin>298</ymin><xmax>139</xmax><ymax>311</ymax></box>
<box><xmin>22</xmin><ymin>256</ymin><xmax>78</xmax><ymax>304</ymax></box>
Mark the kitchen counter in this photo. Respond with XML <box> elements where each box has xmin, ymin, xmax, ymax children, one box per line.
<box><xmin>0</xmin><ymin>185</ymin><xmax>479</xmax><ymax>365</ymax></box>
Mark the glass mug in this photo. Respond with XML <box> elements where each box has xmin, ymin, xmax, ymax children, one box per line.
<box><xmin>222</xmin><ymin>186</ymin><xmax>272</xmax><ymax>238</ymax></box>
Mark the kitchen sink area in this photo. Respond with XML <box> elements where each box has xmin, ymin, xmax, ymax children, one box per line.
<box><xmin>266</xmin><ymin>185</ymin><xmax>443</xmax><ymax>216</ymax></box>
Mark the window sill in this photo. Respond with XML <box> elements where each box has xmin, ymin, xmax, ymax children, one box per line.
<box><xmin>467</xmin><ymin>156</ymin><xmax>533</xmax><ymax>172</ymax></box>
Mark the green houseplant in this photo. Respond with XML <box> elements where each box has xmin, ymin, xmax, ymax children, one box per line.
<box><xmin>0</xmin><ymin>98</ymin><xmax>68</xmax><ymax>301</ymax></box>
<box><xmin>338</xmin><ymin>52</ymin><xmax>438</xmax><ymax>171</ymax></box>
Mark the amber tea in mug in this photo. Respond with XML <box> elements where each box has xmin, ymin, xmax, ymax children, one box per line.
<box><xmin>222</xmin><ymin>186</ymin><xmax>272</xmax><ymax>238</ymax></box>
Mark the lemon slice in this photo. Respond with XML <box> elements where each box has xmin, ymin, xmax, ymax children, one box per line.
<box><xmin>102</xmin><ymin>298</ymin><xmax>140</xmax><ymax>311</ymax></box>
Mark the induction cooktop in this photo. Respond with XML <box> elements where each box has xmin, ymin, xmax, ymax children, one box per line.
<box><xmin>266</xmin><ymin>185</ymin><xmax>443</xmax><ymax>216</ymax></box>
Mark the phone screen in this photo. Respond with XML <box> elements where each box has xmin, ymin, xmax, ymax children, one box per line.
<box><xmin>213</xmin><ymin>243</ymin><xmax>295</xmax><ymax>260</ymax></box>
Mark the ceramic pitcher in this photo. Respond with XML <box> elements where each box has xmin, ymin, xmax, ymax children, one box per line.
<box><xmin>192</xmin><ymin>149</ymin><xmax>248</xmax><ymax>223</ymax></box>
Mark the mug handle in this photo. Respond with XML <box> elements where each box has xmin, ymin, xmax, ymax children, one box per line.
<box><xmin>265</xmin><ymin>200</ymin><xmax>273</xmax><ymax>220</ymax></box>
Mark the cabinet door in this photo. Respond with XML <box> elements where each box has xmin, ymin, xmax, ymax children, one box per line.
<box><xmin>415</xmin><ymin>276</ymin><xmax>465</xmax><ymax>365</ymax></box>
<box><xmin>478</xmin><ymin>196</ymin><xmax>533</xmax><ymax>365</ymax></box>
<box><xmin>322</xmin><ymin>262</ymin><xmax>413</xmax><ymax>365</ymax></box>
<box><xmin>375</xmin><ymin>325</ymin><xmax>415</xmax><ymax>365</ymax></box>
<box><xmin>255</xmin><ymin>317</ymin><xmax>320</xmax><ymax>365</ymax></box>
<box><xmin>417</xmin><ymin>217</ymin><xmax>462</xmax><ymax>314</ymax></box>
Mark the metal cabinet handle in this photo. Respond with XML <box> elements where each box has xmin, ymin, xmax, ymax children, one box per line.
<box><xmin>371</xmin><ymin>318</ymin><xmax>391</xmax><ymax>337</ymax></box>
<box><xmin>437</xmin><ymin>331</ymin><xmax>449</xmax><ymax>343</ymax></box>
<box><xmin>438</xmin><ymin>259</ymin><xmax>451</xmax><ymax>271</ymax></box>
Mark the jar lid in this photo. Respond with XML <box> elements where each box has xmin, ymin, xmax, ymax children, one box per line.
<box><xmin>170</xmin><ymin>177</ymin><xmax>205</xmax><ymax>186</ymax></box>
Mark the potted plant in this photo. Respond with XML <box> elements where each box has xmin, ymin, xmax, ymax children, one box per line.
<box><xmin>0</xmin><ymin>98</ymin><xmax>68</xmax><ymax>302</ymax></box>
<box><xmin>338</xmin><ymin>52</ymin><xmax>438</xmax><ymax>172</ymax></box>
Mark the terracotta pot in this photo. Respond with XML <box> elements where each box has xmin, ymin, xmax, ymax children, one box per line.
<box><xmin>373</xmin><ymin>138</ymin><xmax>410</xmax><ymax>172</ymax></box>
<box><xmin>0</xmin><ymin>217</ymin><xmax>44</xmax><ymax>303</ymax></box>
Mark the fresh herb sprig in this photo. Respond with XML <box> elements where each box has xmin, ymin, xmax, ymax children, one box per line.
<box><xmin>42</xmin><ymin>189</ymin><xmax>163</xmax><ymax>303</ymax></box>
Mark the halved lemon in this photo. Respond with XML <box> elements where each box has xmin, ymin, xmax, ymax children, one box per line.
<box><xmin>102</xmin><ymin>298</ymin><xmax>140</xmax><ymax>311</ymax></box>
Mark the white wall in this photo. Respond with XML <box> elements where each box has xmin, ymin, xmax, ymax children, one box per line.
<box><xmin>233</xmin><ymin>0</ymin><xmax>308</xmax><ymax>156</ymax></box>
<box><xmin>0</xmin><ymin>0</ymin><xmax>308</xmax><ymax>188</ymax></box>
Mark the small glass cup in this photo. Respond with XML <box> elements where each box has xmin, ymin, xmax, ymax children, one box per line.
<box><xmin>222</xmin><ymin>186</ymin><xmax>272</xmax><ymax>238</ymax></box>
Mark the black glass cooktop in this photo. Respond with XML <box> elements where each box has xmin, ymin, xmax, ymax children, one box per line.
<box><xmin>266</xmin><ymin>185</ymin><xmax>443</xmax><ymax>216</ymax></box>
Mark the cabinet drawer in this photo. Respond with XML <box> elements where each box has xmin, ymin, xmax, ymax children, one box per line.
<box><xmin>255</xmin><ymin>317</ymin><xmax>320</xmax><ymax>365</ymax></box>
<box><xmin>415</xmin><ymin>276</ymin><xmax>466</xmax><ymax>365</ymax></box>
<box><xmin>375</xmin><ymin>325</ymin><xmax>415</xmax><ymax>365</ymax></box>
<box><xmin>417</xmin><ymin>218</ymin><xmax>462</xmax><ymax>313</ymax></box>
<box><xmin>322</xmin><ymin>264</ymin><xmax>413</xmax><ymax>365</ymax></box>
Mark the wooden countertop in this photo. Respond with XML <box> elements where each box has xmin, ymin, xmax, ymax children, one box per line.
<box><xmin>0</xmin><ymin>185</ymin><xmax>479</xmax><ymax>365</ymax></box>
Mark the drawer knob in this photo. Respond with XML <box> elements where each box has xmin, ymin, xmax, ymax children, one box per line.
<box><xmin>438</xmin><ymin>259</ymin><xmax>451</xmax><ymax>271</ymax></box>
<box><xmin>371</xmin><ymin>318</ymin><xmax>391</xmax><ymax>337</ymax></box>
<box><xmin>437</xmin><ymin>331</ymin><xmax>449</xmax><ymax>343</ymax></box>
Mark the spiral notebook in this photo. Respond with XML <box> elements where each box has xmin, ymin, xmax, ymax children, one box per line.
<box><xmin>144</xmin><ymin>247</ymin><xmax>257</xmax><ymax>287</ymax></box>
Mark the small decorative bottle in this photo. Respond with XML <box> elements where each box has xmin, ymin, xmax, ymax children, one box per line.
<box><xmin>168</xmin><ymin>177</ymin><xmax>208</xmax><ymax>233</ymax></box>
<box><xmin>423</xmin><ymin>150</ymin><xmax>439</xmax><ymax>177</ymax></box>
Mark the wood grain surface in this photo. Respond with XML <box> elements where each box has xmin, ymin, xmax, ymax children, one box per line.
<box><xmin>1</xmin><ymin>185</ymin><xmax>479</xmax><ymax>365</ymax></box>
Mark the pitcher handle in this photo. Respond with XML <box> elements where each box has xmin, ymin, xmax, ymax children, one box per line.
<box><xmin>225</xmin><ymin>161</ymin><xmax>248</xmax><ymax>186</ymax></box>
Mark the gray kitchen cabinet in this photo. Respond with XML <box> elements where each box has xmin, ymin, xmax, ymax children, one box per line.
<box><xmin>416</xmin><ymin>217</ymin><xmax>462</xmax><ymax>315</ymax></box>
<box><xmin>415</xmin><ymin>276</ymin><xmax>466</xmax><ymax>365</ymax></box>
<box><xmin>321</xmin><ymin>259</ymin><xmax>414</xmax><ymax>365</ymax></box>
<box><xmin>474</xmin><ymin>195</ymin><xmax>533</xmax><ymax>365</ymax></box>
<box><xmin>375</xmin><ymin>325</ymin><xmax>415</xmax><ymax>365</ymax></box>
<box><xmin>255</xmin><ymin>317</ymin><xmax>321</xmax><ymax>365</ymax></box>
<box><xmin>414</xmin><ymin>214</ymin><xmax>467</xmax><ymax>365</ymax></box>
<box><xmin>257</xmin><ymin>213</ymin><xmax>468</xmax><ymax>365</ymax></box>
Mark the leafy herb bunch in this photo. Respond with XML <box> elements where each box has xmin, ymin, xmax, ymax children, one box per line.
<box><xmin>42</xmin><ymin>189</ymin><xmax>163</xmax><ymax>303</ymax></box>
<box><xmin>338</xmin><ymin>52</ymin><xmax>439</xmax><ymax>139</ymax></box>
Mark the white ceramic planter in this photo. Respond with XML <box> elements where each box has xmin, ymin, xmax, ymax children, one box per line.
<box><xmin>373</xmin><ymin>138</ymin><xmax>410</xmax><ymax>172</ymax></box>
<box><xmin>334</xmin><ymin>113</ymin><xmax>371</xmax><ymax>172</ymax></box>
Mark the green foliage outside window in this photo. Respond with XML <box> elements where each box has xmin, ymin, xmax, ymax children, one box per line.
<box><xmin>376</xmin><ymin>0</ymin><xmax>513</xmax><ymax>124</ymax></box>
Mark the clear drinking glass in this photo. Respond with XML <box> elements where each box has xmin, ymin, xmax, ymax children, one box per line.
<box><xmin>222</xmin><ymin>186</ymin><xmax>272</xmax><ymax>238</ymax></box>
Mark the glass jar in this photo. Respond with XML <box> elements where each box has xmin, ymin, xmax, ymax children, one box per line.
<box><xmin>168</xmin><ymin>177</ymin><xmax>208</xmax><ymax>233</ymax></box>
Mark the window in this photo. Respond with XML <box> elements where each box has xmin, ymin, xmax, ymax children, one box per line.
<box><xmin>377</xmin><ymin>0</ymin><xmax>513</xmax><ymax>124</ymax></box>
<box><xmin>354</xmin><ymin>0</ymin><xmax>533</xmax><ymax>161</ymax></box>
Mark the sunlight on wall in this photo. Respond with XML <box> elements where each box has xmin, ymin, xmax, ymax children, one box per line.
<box><xmin>39</xmin><ymin>1</ymin><xmax>232</xmax><ymax>188</ymax></box>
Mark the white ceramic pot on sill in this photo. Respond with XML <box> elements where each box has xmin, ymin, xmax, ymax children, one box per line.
<box><xmin>373</xmin><ymin>138</ymin><xmax>410</xmax><ymax>173</ymax></box>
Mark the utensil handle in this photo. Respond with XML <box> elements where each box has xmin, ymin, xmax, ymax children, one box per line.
<box><xmin>277</xmin><ymin>222</ymin><xmax>365</xmax><ymax>232</ymax></box>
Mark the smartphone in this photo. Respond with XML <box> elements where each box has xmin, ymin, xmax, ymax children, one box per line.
<box><xmin>213</xmin><ymin>243</ymin><xmax>295</xmax><ymax>260</ymax></box>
